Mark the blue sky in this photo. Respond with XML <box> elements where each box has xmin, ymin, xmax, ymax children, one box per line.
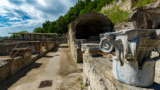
<box><xmin>0</xmin><ymin>0</ymin><xmax>78</xmax><ymax>36</ymax></box>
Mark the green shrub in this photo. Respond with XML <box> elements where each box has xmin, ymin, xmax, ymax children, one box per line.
<box><xmin>101</xmin><ymin>6</ymin><xmax>129</xmax><ymax>25</ymax></box>
<box><xmin>132</xmin><ymin>0</ymin><xmax>158</xmax><ymax>8</ymax></box>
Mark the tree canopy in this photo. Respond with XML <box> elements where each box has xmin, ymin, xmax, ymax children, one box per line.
<box><xmin>10</xmin><ymin>31</ymin><xmax>29</xmax><ymax>38</ymax></box>
<box><xmin>33</xmin><ymin>0</ymin><xmax>114</xmax><ymax>34</ymax></box>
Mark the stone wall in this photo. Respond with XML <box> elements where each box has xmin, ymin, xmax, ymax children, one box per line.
<box><xmin>0</xmin><ymin>60</ymin><xmax>11</xmax><ymax>82</ymax></box>
<box><xmin>119</xmin><ymin>0</ymin><xmax>132</xmax><ymax>11</ymax></box>
<box><xmin>0</xmin><ymin>41</ymin><xmax>58</xmax><ymax>83</ymax></box>
<box><xmin>0</xmin><ymin>41</ymin><xmax>47</xmax><ymax>55</ymax></box>
<box><xmin>83</xmin><ymin>54</ymin><xmax>160</xmax><ymax>90</ymax></box>
<box><xmin>44</xmin><ymin>41</ymin><xmax>55</xmax><ymax>51</ymax></box>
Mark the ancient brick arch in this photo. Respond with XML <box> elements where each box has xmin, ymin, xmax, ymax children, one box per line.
<box><xmin>71</xmin><ymin>12</ymin><xmax>114</xmax><ymax>41</ymax></box>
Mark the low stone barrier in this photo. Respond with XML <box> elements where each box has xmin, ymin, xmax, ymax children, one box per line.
<box><xmin>44</xmin><ymin>41</ymin><xmax>55</xmax><ymax>51</ymax></box>
<box><xmin>0</xmin><ymin>41</ymin><xmax>57</xmax><ymax>83</ymax></box>
<box><xmin>0</xmin><ymin>60</ymin><xmax>11</xmax><ymax>82</ymax></box>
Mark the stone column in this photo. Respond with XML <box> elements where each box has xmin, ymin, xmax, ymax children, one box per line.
<box><xmin>100</xmin><ymin>29</ymin><xmax>160</xmax><ymax>87</ymax></box>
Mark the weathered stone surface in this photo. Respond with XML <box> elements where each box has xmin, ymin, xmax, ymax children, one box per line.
<box><xmin>0</xmin><ymin>41</ymin><xmax>57</xmax><ymax>83</ymax></box>
<box><xmin>114</xmin><ymin>22</ymin><xmax>135</xmax><ymax>31</ymax></box>
<box><xmin>83</xmin><ymin>54</ymin><xmax>160</xmax><ymax>90</ymax></box>
<box><xmin>113</xmin><ymin>57</ymin><xmax>155</xmax><ymax>87</ymax></box>
<box><xmin>100</xmin><ymin>29</ymin><xmax>160</xmax><ymax>87</ymax></box>
<box><xmin>0</xmin><ymin>41</ymin><xmax>44</xmax><ymax>55</ymax></box>
<box><xmin>81</xmin><ymin>43</ymin><xmax>100</xmax><ymax>55</ymax></box>
<box><xmin>129</xmin><ymin>0</ymin><xmax>160</xmax><ymax>29</ymax></box>
<box><xmin>119</xmin><ymin>0</ymin><xmax>132</xmax><ymax>11</ymax></box>
<box><xmin>101</xmin><ymin>0</ymin><xmax>122</xmax><ymax>11</ymax></box>
<box><xmin>68</xmin><ymin>12</ymin><xmax>114</xmax><ymax>63</ymax></box>
<box><xmin>44</xmin><ymin>41</ymin><xmax>55</xmax><ymax>51</ymax></box>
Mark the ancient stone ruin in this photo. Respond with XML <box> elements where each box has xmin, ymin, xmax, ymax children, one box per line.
<box><xmin>68</xmin><ymin>1</ymin><xmax>160</xmax><ymax>89</ymax></box>
<box><xmin>100</xmin><ymin>29</ymin><xmax>160</xmax><ymax>87</ymax></box>
<box><xmin>68</xmin><ymin>12</ymin><xmax>114</xmax><ymax>63</ymax></box>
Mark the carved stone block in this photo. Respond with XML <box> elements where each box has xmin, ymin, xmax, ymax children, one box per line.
<box><xmin>100</xmin><ymin>29</ymin><xmax>160</xmax><ymax>87</ymax></box>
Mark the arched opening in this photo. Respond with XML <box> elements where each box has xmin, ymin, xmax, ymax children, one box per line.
<box><xmin>76</xmin><ymin>19</ymin><xmax>110</xmax><ymax>41</ymax></box>
<box><xmin>156</xmin><ymin>24</ymin><xmax>160</xmax><ymax>29</ymax></box>
<box><xmin>74</xmin><ymin>12</ymin><xmax>114</xmax><ymax>43</ymax></box>
<box><xmin>71</xmin><ymin>12</ymin><xmax>114</xmax><ymax>63</ymax></box>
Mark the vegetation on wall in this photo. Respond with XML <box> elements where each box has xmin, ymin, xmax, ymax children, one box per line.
<box><xmin>101</xmin><ymin>0</ymin><xmax>158</xmax><ymax>25</ymax></box>
<box><xmin>100</xmin><ymin>6</ymin><xmax>129</xmax><ymax>25</ymax></box>
<box><xmin>132</xmin><ymin>0</ymin><xmax>158</xmax><ymax>8</ymax></box>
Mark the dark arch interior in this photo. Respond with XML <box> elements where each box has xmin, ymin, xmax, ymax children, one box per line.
<box><xmin>156</xmin><ymin>24</ymin><xmax>160</xmax><ymax>29</ymax></box>
<box><xmin>76</xmin><ymin>18</ymin><xmax>112</xmax><ymax>41</ymax></box>
<box><xmin>147</xmin><ymin>20</ymin><xmax>153</xmax><ymax>29</ymax></box>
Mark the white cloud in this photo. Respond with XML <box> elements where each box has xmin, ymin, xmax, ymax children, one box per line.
<box><xmin>0</xmin><ymin>0</ymin><xmax>77</xmax><ymax>36</ymax></box>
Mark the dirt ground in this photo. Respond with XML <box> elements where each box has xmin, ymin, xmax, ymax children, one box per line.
<box><xmin>0</xmin><ymin>44</ymin><xmax>87</xmax><ymax>90</ymax></box>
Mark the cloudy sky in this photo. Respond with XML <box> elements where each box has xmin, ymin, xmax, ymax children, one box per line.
<box><xmin>0</xmin><ymin>0</ymin><xmax>78</xmax><ymax>36</ymax></box>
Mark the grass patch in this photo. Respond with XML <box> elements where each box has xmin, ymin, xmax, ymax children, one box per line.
<box><xmin>85</xmin><ymin>60</ymin><xmax>87</xmax><ymax>63</ymax></box>
<box><xmin>77</xmin><ymin>77</ymin><xmax>81</xmax><ymax>80</ymax></box>
<box><xmin>132</xmin><ymin>0</ymin><xmax>158</xmax><ymax>8</ymax></box>
<box><xmin>80</xmin><ymin>82</ymin><xmax>83</xmax><ymax>85</ymax></box>
<box><xmin>80</xmin><ymin>85</ymin><xmax>84</xmax><ymax>89</ymax></box>
<box><xmin>77</xmin><ymin>77</ymin><xmax>82</xmax><ymax>81</ymax></box>
<box><xmin>75</xmin><ymin>62</ymin><xmax>77</xmax><ymax>65</ymax></box>
<box><xmin>100</xmin><ymin>6</ymin><xmax>129</xmax><ymax>25</ymax></box>
<box><xmin>67</xmin><ymin>43</ymin><xmax>69</xmax><ymax>47</ymax></box>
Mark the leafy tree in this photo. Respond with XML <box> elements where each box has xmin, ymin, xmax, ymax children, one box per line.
<box><xmin>10</xmin><ymin>31</ymin><xmax>29</xmax><ymax>38</ymax></box>
<box><xmin>33</xmin><ymin>0</ymin><xmax>114</xmax><ymax>34</ymax></box>
<box><xmin>33</xmin><ymin>27</ymin><xmax>43</xmax><ymax>33</ymax></box>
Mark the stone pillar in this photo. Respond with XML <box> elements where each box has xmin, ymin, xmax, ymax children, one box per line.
<box><xmin>100</xmin><ymin>29</ymin><xmax>160</xmax><ymax>87</ymax></box>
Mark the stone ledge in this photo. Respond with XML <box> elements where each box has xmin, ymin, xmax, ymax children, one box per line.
<box><xmin>84</xmin><ymin>55</ymin><xmax>160</xmax><ymax>90</ymax></box>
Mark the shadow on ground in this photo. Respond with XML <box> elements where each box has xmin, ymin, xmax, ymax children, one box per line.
<box><xmin>42</xmin><ymin>56</ymin><xmax>54</xmax><ymax>58</ymax></box>
<box><xmin>58</xmin><ymin>46</ymin><xmax>68</xmax><ymax>48</ymax></box>
<box><xmin>0</xmin><ymin>62</ymin><xmax>42</xmax><ymax>90</ymax></box>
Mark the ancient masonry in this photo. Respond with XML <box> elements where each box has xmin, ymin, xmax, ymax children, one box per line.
<box><xmin>68</xmin><ymin>12</ymin><xmax>114</xmax><ymax>63</ymax></box>
<box><xmin>0</xmin><ymin>33</ymin><xmax>67</xmax><ymax>82</ymax></box>
<box><xmin>68</xmin><ymin>1</ymin><xmax>160</xmax><ymax>90</ymax></box>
